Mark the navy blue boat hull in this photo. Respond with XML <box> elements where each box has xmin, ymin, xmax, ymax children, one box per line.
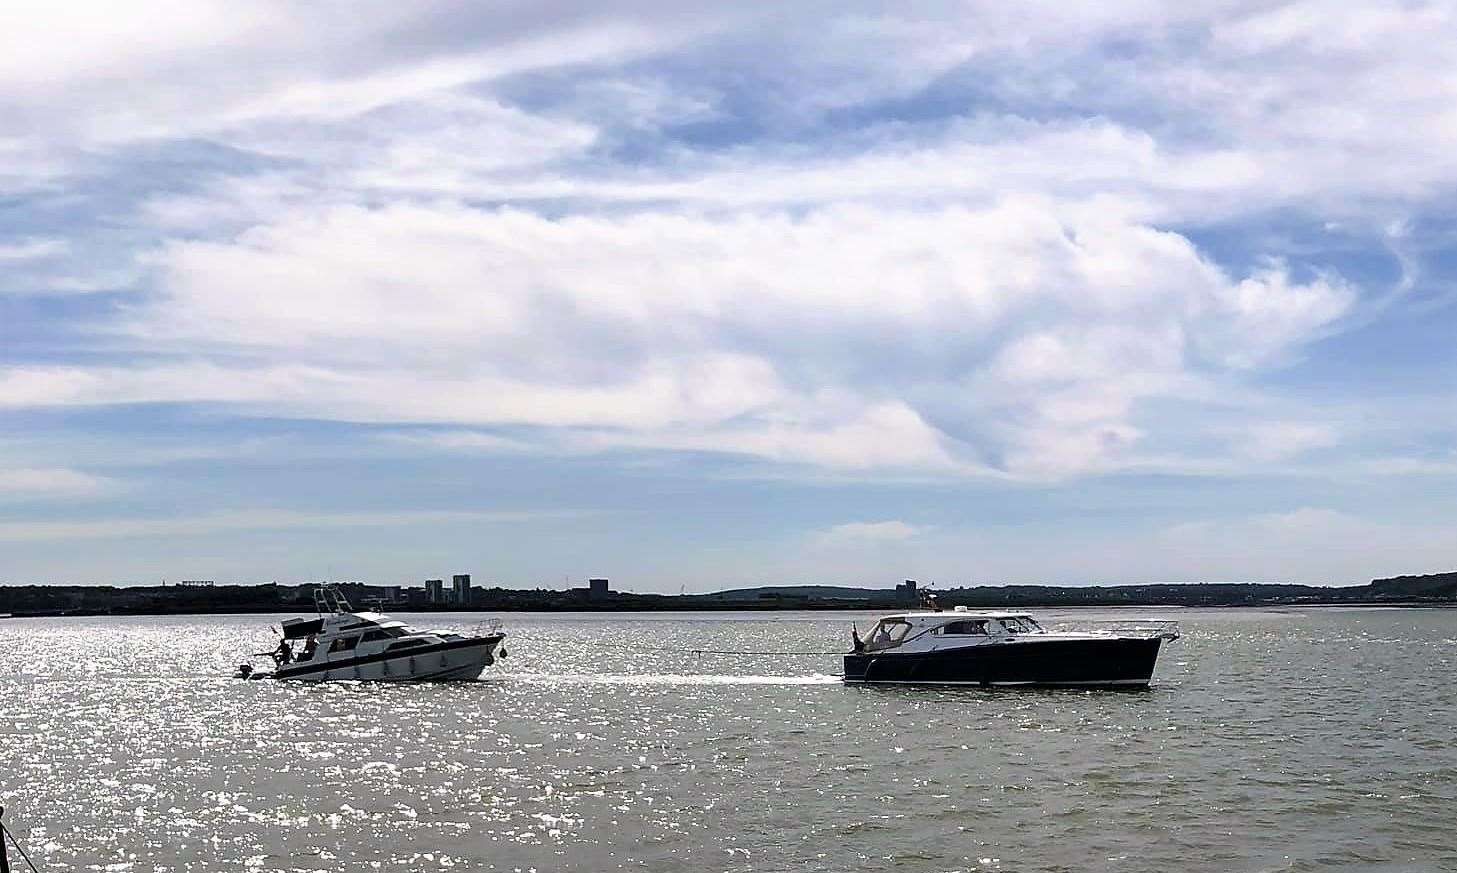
<box><xmin>843</xmin><ymin>637</ymin><xmax>1165</xmax><ymax>687</ymax></box>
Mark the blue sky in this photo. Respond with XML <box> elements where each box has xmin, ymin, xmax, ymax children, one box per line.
<box><xmin>4</xmin><ymin>1</ymin><xmax>1457</xmax><ymax>588</ymax></box>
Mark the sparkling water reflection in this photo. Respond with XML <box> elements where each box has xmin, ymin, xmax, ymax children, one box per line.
<box><xmin>2</xmin><ymin>608</ymin><xmax>1455</xmax><ymax>871</ymax></box>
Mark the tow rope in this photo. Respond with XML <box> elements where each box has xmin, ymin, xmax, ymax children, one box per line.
<box><xmin>1</xmin><ymin>806</ymin><xmax>41</xmax><ymax>873</ymax></box>
<box><xmin>509</xmin><ymin>634</ymin><xmax>847</xmax><ymax>657</ymax></box>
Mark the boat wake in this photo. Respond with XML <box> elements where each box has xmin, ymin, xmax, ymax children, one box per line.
<box><xmin>509</xmin><ymin>672</ymin><xmax>843</xmax><ymax>686</ymax></box>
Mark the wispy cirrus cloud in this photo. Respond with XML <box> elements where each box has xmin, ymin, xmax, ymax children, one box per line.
<box><xmin>0</xmin><ymin>467</ymin><xmax>116</xmax><ymax>500</ymax></box>
<box><xmin>0</xmin><ymin>238</ymin><xmax>67</xmax><ymax>261</ymax></box>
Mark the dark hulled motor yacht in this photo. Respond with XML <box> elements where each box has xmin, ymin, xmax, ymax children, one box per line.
<box><xmin>843</xmin><ymin>609</ymin><xmax>1179</xmax><ymax>687</ymax></box>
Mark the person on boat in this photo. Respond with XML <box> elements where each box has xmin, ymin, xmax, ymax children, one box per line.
<box><xmin>851</xmin><ymin>625</ymin><xmax>865</xmax><ymax>653</ymax></box>
<box><xmin>301</xmin><ymin>635</ymin><xmax>318</xmax><ymax>660</ymax></box>
<box><xmin>271</xmin><ymin>639</ymin><xmax>293</xmax><ymax>665</ymax></box>
<box><xmin>869</xmin><ymin>623</ymin><xmax>892</xmax><ymax>649</ymax></box>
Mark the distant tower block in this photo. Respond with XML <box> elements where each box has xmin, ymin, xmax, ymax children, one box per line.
<box><xmin>588</xmin><ymin>578</ymin><xmax>611</xmax><ymax>601</ymax></box>
<box><xmin>896</xmin><ymin>579</ymin><xmax>918</xmax><ymax>606</ymax></box>
<box><xmin>452</xmin><ymin>573</ymin><xmax>472</xmax><ymax>606</ymax></box>
<box><xmin>425</xmin><ymin>579</ymin><xmax>445</xmax><ymax>604</ymax></box>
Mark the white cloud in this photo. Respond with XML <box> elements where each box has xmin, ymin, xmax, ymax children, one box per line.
<box><xmin>379</xmin><ymin>430</ymin><xmax>537</xmax><ymax>454</ymax></box>
<box><xmin>10</xmin><ymin>0</ymin><xmax>1457</xmax><ymax>490</ymax></box>
<box><xmin>0</xmin><ymin>238</ymin><xmax>67</xmax><ymax>261</ymax></box>
<box><xmin>0</xmin><ymin>467</ymin><xmax>115</xmax><ymax>499</ymax></box>
<box><xmin>1233</xmin><ymin>421</ymin><xmax>1339</xmax><ymax>463</ymax></box>
<box><xmin>811</xmin><ymin>520</ymin><xmax>925</xmax><ymax>549</ymax></box>
<box><xmin>0</xmin><ymin>1</ymin><xmax>720</xmax><ymax>193</ymax></box>
<box><xmin>0</xmin><ymin>195</ymin><xmax>1353</xmax><ymax>477</ymax></box>
<box><xmin>0</xmin><ymin>237</ymin><xmax>111</xmax><ymax>296</ymax></box>
<box><xmin>1361</xmin><ymin>454</ymin><xmax>1457</xmax><ymax>476</ymax></box>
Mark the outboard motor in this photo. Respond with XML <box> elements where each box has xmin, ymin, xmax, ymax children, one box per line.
<box><xmin>234</xmin><ymin>663</ymin><xmax>254</xmax><ymax>680</ymax></box>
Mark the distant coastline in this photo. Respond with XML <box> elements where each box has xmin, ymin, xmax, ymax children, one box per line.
<box><xmin>1</xmin><ymin>572</ymin><xmax>1454</xmax><ymax>617</ymax></box>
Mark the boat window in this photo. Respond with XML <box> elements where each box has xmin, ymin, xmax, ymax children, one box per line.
<box><xmin>865</xmin><ymin>619</ymin><xmax>912</xmax><ymax>651</ymax></box>
<box><xmin>360</xmin><ymin>628</ymin><xmax>407</xmax><ymax>643</ymax></box>
<box><xmin>937</xmin><ymin>620</ymin><xmax>988</xmax><ymax>635</ymax></box>
<box><xmin>385</xmin><ymin>639</ymin><xmax>428</xmax><ymax>652</ymax></box>
<box><xmin>329</xmin><ymin>636</ymin><xmax>360</xmax><ymax>653</ymax></box>
<box><xmin>998</xmin><ymin>617</ymin><xmax>1040</xmax><ymax>634</ymax></box>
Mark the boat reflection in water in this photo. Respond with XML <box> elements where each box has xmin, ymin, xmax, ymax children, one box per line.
<box><xmin>237</xmin><ymin>585</ymin><xmax>506</xmax><ymax>682</ymax></box>
<box><xmin>844</xmin><ymin>608</ymin><xmax>1179</xmax><ymax>688</ymax></box>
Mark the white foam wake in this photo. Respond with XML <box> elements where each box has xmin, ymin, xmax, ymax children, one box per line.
<box><xmin>508</xmin><ymin>672</ymin><xmax>843</xmax><ymax>686</ymax></box>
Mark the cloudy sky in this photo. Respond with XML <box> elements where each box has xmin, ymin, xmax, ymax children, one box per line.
<box><xmin>4</xmin><ymin>1</ymin><xmax>1457</xmax><ymax>588</ymax></box>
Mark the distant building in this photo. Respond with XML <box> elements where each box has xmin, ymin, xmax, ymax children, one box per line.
<box><xmin>452</xmin><ymin>574</ymin><xmax>472</xmax><ymax>606</ymax></box>
<box><xmin>588</xmin><ymin>578</ymin><xmax>611</xmax><ymax>601</ymax></box>
<box><xmin>896</xmin><ymin>579</ymin><xmax>918</xmax><ymax>606</ymax></box>
<box><xmin>425</xmin><ymin>579</ymin><xmax>445</xmax><ymax>604</ymax></box>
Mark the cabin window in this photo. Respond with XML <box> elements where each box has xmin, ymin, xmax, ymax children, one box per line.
<box><xmin>938</xmin><ymin>620</ymin><xmax>988</xmax><ymax>635</ymax></box>
<box><xmin>361</xmin><ymin>628</ymin><xmax>406</xmax><ymax>643</ymax></box>
<box><xmin>865</xmin><ymin>619</ymin><xmax>911</xmax><ymax>651</ymax></box>
<box><xmin>998</xmin><ymin>617</ymin><xmax>1041</xmax><ymax>634</ymax></box>
<box><xmin>385</xmin><ymin>639</ymin><xmax>428</xmax><ymax>652</ymax></box>
<box><xmin>329</xmin><ymin>636</ymin><xmax>360</xmax><ymax>653</ymax></box>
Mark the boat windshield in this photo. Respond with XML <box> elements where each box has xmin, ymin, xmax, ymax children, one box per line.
<box><xmin>997</xmin><ymin>617</ymin><xmax>1044</xmax><ymax>634</ymax></box>
<box><xmin>864</xmin><ymin>619</ymin><xmax>912</xmax><ymax>651</ymax></box>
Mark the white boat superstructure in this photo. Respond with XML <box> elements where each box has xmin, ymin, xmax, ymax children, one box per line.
<box><xmin>239</xmin><ymin>586</ymin><xmax>506</xmax><ymax>682</ymax></box>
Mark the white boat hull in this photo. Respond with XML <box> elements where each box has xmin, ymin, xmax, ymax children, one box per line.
<box><xmin>274</xmin><ymin>635</ymin><xmax>503</xmax><ymax>682</ymax></box>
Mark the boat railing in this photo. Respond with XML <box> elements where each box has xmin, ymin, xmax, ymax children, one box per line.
<box><xmin>1051</xmin><ymin>619</ymin><xmax>1181</xmax><ymax>641</ymax></box>
<box><xmin>313</xmin><ymin>584</ymin><xmax>353</xmax><ymax>615</ymax></box>
<box><xmin>473</xmin><ymin>618</ymin><xmax>504</xmax><ymax>637</ymax></box>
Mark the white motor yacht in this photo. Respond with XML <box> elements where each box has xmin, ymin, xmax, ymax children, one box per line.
<box><xmin>844</xmin><ymin>608</ymin><xmax>1179</xmax><ymax>687</ymax></box>
<box><xmin>239</xmin><ymin>585</ymin><xmax>506</xmax><ymax>682</ymax></box>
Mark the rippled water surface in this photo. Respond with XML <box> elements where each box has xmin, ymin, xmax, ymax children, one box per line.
<box><xmin>2</xmin><ymin>608</ymin><xmax>1455</xmax><ymax>872</ymax></box>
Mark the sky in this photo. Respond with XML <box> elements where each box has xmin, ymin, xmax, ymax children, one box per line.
<box><xmin>4</xmin><ymin>1</ymin><xmax>1457</xmax><ymax>589</ymax></box>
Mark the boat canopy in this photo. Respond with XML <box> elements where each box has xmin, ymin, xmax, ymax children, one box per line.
<box><xmin>861</xmin><ymin>613</ymin><xmax>1047</xmax><ymax>652</ymax></box>
<box><xmin>281</xmin><ymin>617</ymin><xmax>324</xmax><ymax>639</ymax></box>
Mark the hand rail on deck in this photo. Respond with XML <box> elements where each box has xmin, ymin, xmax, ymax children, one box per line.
<box><xmin>1052</xmin><ymin>619</ymin><xmax>1182</xmax><ymax>641</ymax></box>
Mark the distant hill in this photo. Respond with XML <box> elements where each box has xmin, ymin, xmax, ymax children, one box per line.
<box><xmin>686</xmin><ymin>585</ymin><xmax>901</xmax><ymax>602</ymax></box>
<box><xmin>692</xmin><ymin>576</ymin><xmax>1457</xmax><ymax>607</ymax></box>
<box><xmin>2</xmin><ymin>572</ymin><xmax>1453</xmax><ymax>616</ymax></box>
<box><xmin>1367</xmin><ymin>572</ymin><xmax>1457</xmax><ymax>599</ymax></box>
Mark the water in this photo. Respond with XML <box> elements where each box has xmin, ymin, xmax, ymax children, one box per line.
<box><xmin>2</xmin><ymin>608</ymin><xmax>1455</xmax><ymax>872</ymax></box>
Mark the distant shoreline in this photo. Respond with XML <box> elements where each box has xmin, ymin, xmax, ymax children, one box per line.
<box><xmin>2</xmin><ymin>599</ymin><xmax>1454</xmax><ymax>620</ymax></box>
<box><xmin>2</xmin><ymin>573</ymin><xmax>1454</xmax><ymax>618</ymax></box>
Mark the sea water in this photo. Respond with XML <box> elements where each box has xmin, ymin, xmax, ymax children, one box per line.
<box><xmin>1</xmin><ymin>608</ymin><xmax>1454</xmax><ymax>872</ymax></box>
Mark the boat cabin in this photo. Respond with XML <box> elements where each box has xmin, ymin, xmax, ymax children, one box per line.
<box><xmin>859</xmin><ymin>610</ymin><xmax>1046</xmax><ymax>653</ymax></box>
<box><xmin>275</xmin><ymin>611</ymin><xmax>429</xmax><ymax>665</ymax></box>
